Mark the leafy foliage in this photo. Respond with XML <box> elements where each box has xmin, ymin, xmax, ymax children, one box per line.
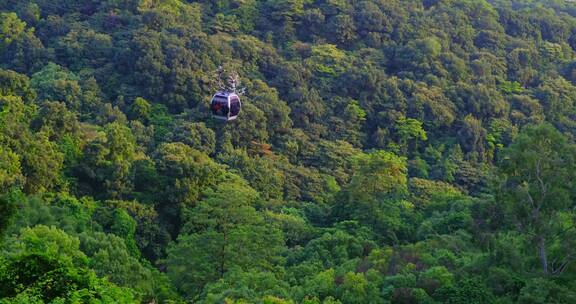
<box><xmin>1</xmin><ymin>0</ymin><xmax>576</xmax><ymax>302</ymax></box>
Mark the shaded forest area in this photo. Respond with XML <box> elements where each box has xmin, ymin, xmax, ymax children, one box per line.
<box><xmin>1</xmin><ymin>0</ymin><xmax>576</xmax><ymax>303</ymax></box>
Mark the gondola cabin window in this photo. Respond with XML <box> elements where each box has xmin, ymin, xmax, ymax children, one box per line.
<box><xmin>230</xmin><ymin>96</ymin><xmax>240</xmax><ymax>117</ymax></box>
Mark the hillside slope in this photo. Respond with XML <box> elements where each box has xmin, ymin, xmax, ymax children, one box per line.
<box><xmin>1</xmin><ymin>0</ymin><xmax>576</xmax><ymax>303</ymax></box>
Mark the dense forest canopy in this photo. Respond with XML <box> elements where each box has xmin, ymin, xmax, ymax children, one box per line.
<box><xmin>1</xmin><ymin>0</ymin><xmax>576</xmax><ymax>303</ymax></box>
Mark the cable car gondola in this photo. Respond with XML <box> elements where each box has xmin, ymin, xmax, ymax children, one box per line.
<box><xmin>210</xmin><ymin>91</ymin><xmax>241</xmax><ymax>121</ymax></box>
<box><xmin>211</xmin><ymin>67</ymin><xmax>244</xmax><ymax>121</ymax></box>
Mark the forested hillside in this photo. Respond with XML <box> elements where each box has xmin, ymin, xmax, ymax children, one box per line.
<box><xmin>1</xmin><ymin>0</ymin><xmax>576</xmax><ymax>303</ymax></box>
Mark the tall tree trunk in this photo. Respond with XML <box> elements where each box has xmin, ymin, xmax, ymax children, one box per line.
<box><xmin>220</xmin><ymin>230</ymin><xmax>227</xmax><ymax>278</ymax></box>
<box><xmin>538</xmin><ymin>235</ymin><xmax>549</xmax><ymax>275</ymax></box>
